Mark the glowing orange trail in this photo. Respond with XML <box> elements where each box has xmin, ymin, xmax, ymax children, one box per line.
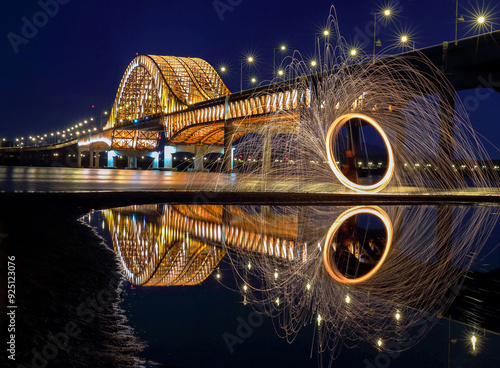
<box><xmin>326</xmin><ymin>113</ymin><xmax>395</xmax><ymax>193</ymax></box>
<box><xmin>323</xmin><ymin>206</ymin><xmax>393</xmax><ymax>284</ymax></box>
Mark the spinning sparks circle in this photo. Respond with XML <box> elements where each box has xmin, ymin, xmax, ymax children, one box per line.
<box><xmin>323</xmin><ymin>206</ymin><xmax>393</xmax><ymax>284</ymax></box>
<box><xmin>326</xmin><ymin>113</ymin><xmax>395</xmax><ymax>192</ymax></box>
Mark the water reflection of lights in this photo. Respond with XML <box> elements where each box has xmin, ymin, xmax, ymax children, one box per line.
<box><xmin>231</xmin><ymin>204</ymin><xmax>497</xmax><ymax>359</ymax></box>
<box><xmin>95</xmin><ymin>203</ymin><xmax>498</xmax><ymax>361</ymax></box>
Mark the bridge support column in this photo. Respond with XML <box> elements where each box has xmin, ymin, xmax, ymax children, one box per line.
<box><xmin>97</xmin><ymin>150</ymin><xmax>102</xmax><ymax>168</ymax></box>
<box><xmin>223</xmin><ymin>112</ymin><xmax>234</xmax><ymax>172</ymax></box>
<box><xmin>164</xmin><ymin>146</ymin><xmax>176</xmax><ymax>169</ymax></box>
<box><xmin>128</xmin><ymin>156</ymin><xmax>137</xmax><ymax>169</ymax></box>
<box><xmin>439</xmin><ymin>88</ymin><xmax>455</xmax><ymax>170</ymax></box>
<box><xmin>262</xmin><ymin>132</ymin><xmax>272</xmax><ymax>177</ymax></box>
<box><xmin>88</xmin><ymin>149</ymin><xmax>94</xmax><ymax>168</ymax></box>
<box><xmin>193</xmin><ymin>145</ymin><xmax>221</xmax><ymax>171</ymax></box>
<box><xmin>107</xmin><ymin>151</ymin><xmax>117</xmax><ymax>168</ymax></box>
<box><xmin>77</xmin><ymin>146</ymin><xmax>82</xmax><ymax>168</ymax></box>
<box><xmin>152</xmin><ymin>152</ymin><xmax>159</xmax><ymax>169</ymax></box>
<box><xmin>194</xmin><ymin>145</ymin><xmax>205</xmax><ymax>171</ymax></box>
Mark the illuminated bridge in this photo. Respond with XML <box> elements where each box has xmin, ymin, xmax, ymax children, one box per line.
<box><xmin>2</xmin><ymin>32</ymin><xmax>500</xmax><ymax>172</ymax></box>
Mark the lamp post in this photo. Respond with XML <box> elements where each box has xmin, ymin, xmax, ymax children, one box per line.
<box><xmin>100</xmin><ymin>111</ymin><xmax>108</xmax><ymax>129</ymax></box>
<box><xmin>273</xmin><ymin>45</ymin><xmax>286</xmax><ymax>77</ymax></box>
<box><xmin>455</xmin><ymin>0</ymin><xmax>465</xmax><ymax>45</ymax></box>
<box><xmin>240</xmin><ymin>56</ymin><xmax>254</xmax><ymax>92</ymax></box>
<box><xmin>314</xmin><ymin>30</ymin><xmax>330</xmax><ymax>69</ymax></box>
<box><xmin>373</xmin><ymin>9</ymin><xmax>392</xmax><ymax>62</ymax></box>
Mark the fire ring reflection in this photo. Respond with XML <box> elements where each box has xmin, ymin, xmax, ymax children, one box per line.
<box><xmin>323</xmin><ymin>206</ymin><xmax>393</xmax><ymax>284</ymax></box>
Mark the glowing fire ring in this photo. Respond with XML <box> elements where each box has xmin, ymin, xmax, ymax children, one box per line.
<box><xmin>326</xmin><ymin>113</ymin><xmax>395</xmax><ymax>193</ymax></box>
<box><xmin>323</xmin><ymin>206</ymin><xmax>393</xmax><ymax>284</ymax></box>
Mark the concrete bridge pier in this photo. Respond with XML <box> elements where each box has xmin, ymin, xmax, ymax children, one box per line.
<box><xmin>107</xmin><ymin>151</ymin><xmax>117</xmax><ymax>168</ymax></box>
<box><xmin>438</xmin><ymin>88</ymin><xmax>455</xmax><ymax>171</ymax></box>
<box><xmin>194</xmin><ymin>145</ymin><xmax>224</xmax><ymax>171</ymax></box>
<box><xmin>152</xmin><ymin>152</ymin><xmax>159</xmax><ymax>169</ymax></box>
<box><xmin>89</xmin><ymin>149</ymin><xmax>95</xmax><ymax>168</ymax></box>
<box><xmin>164</xmin><ymin>146</ymin><xmax>176</xmax><ymax>169</ymax></box>
<box><xmin>223</xmin><ymin>110</ymin><xmax>234</xmax><ymax>173</ymax></box>
<box><xmin>77</xmin><ymin>146</ymin><xmax>82</xmax><ymax>168</ymax></box>
<box><xmin>128</xmin><ymin>155</ymin><xmax>138</xmax><ymax>169</ymax></box>
<box><xmin>262</xmin><ymin>132</ymin><xmax>272</xmax><ymax>177</ymax></box>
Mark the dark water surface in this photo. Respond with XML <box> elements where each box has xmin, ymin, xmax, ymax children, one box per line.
<box><xmin>1</xmin><ymin>202</ymin><xmax>500</xmax><ymax>368</ymax></box>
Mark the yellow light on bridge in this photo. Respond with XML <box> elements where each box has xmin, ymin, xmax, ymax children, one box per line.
<box><xmin>377</xmin><ymin>339</ymin><xmax>382</xmax><ymax>347</ymax></box>
<box><xmin>247</xmin><ymin>56</ymin><xmax>254</xmax><ymax>63</ymax></box>
<box><xmin>350</xmin><ymin>49</ymin><xmax>357</xmax><ymax>56</ymax></box>
<box><xmin>384</xmin><ymin>9</ymin><xmax>391</xmax><ymax>16</ymax></box>
<box><xmin>472</xmin><ymin>335</ymin><xmax>477</xmax><ymax>351</ymax></box>
<box><xmin>323</xmin><ymin>30</ymin><xmax>329</xmax><ymax>36</ymax></box>
<box><xmin>220</xmin><ymin>66</ymin><xmax>226</xmax><ymax>72</ymax></box>
<box><xmin>278</xmin><ymin>70</ymin><xmax>284</xmax><ymax>76</ymax></box>
<box><xmin>311</xmin><ymin>60</ymin><xmax>317</xmax><ymax>67</ymax></box>
<box><xmin>478</xmin><ymin>16</ymin><xmax>485</xmax><ymax>24</ymax></box>
<box><xmin>280</xmin><ymin>45</ymin><xmax>286</xmax><ymax>51</ymax></box>
<box><xmin>345</xmin><ymin>295</ymin><xmax>350</xmax><ymax>303</ymax></box>
<box><xmin>251</xmin><ymin>77</ymin><xmax>257</xmax><ymax>83</ymax></box>
<box><xmin>401</xmin><ymin>35</ymin><xmax>408</xmax><ymax>43</ymax></box>
<box><xmin>395</xmin><ymin>312</ymin><xmax>401</xmax><ymax>321</ymax></box>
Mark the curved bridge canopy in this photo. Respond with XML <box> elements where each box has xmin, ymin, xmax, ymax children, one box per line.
<box><xmin>104</xmin><ymin>55</ymin><xmax>230</xmax><ymax>130</ymax></box>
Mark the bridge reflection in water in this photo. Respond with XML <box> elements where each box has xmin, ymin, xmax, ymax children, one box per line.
<box><xmin>98</xmin><ymin>203</ymin><xmax>499</xmax><ymax>357</ymax></box>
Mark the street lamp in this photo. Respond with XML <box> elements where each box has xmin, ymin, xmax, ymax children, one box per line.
<box><xmin>273</xmin><ymin>44</ymin><xmax>287</xmax><ymax>77</ymax></box>
<box><xmin>314</xmin><ymin>29</ymin><xmax>330</xmax><ymax>68</ymax></box>
<box><xmin>477</xmin><ymin>15</ymin><xmax>493</xmax><ymax>32</ymax></box>
<box><xmin>240</xmin><ymin>56</ymin><xmax>255</xmax><ymax>92</ymax></box>
<box><xmin>373</xmin><ymin>8</ymin><xmax>393</xmax><ymax>61</ymax></box>
<box><xmin>400</xmin><ymin>35</ymin><xmax>415</xmax><ymax>50</ymax></box>
<box><xmin>100</xmin><ymin>111</ymin><xmax>108</xmax><ymax>129</ymax></box>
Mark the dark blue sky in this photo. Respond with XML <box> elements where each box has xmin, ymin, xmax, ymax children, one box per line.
<box><xmin>1</xmin><ymin>0</ymin><xmax>500</xmax><ymax>156</ymax></box>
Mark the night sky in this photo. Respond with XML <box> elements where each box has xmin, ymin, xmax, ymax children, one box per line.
<box><xmin>1</xmin><ymin>0</ymin><xmax>500</xmax><ymax>157</ymax></box>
